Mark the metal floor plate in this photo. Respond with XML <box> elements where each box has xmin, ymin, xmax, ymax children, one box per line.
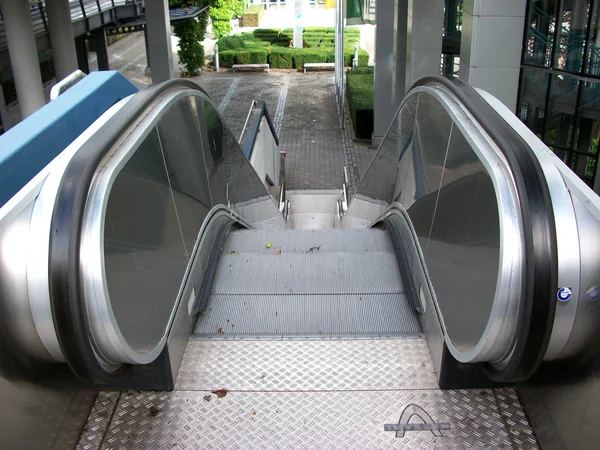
<box><xmin>78</xmin><ymin>338</ymin><xmax>538</xmax><ymax>450</ymax></box>
<box><xmin>176</xmin><ymin>338</ymin><xmax>437</xmax><ymax>391</ymax></box>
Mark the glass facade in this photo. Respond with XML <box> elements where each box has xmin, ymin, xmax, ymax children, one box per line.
<box><xmin>518</xmin><ymin>0</ymin><xmax>600</xmax><ymax>188</ymax></box>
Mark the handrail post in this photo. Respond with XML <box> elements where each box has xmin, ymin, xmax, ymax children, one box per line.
<box><xmin>353</xmin><ymin>42</ymin><xmax>359</xmax><ymax>69</ymax></box>
<box><xmin>215</xmin><ymin>44</ymin><xmax>220</xmax><ymax>73</ymax></box>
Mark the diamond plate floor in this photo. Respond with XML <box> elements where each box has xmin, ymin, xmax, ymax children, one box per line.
<box><xmin>78</xmin><ymin>338</ymin><xmax>539</xmax><ymax>450</ymax></box>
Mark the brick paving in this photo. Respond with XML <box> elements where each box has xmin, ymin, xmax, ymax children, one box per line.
<box><xmin>194</xmin><ymin>71</ymin><xmax>372</xmax><ymax>191</ymax></box>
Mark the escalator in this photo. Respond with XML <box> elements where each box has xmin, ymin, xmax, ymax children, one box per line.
<box><xmin>1</xmin><ymin>76</ymin><xmax>600</xmax><ymax>448</ymax></box>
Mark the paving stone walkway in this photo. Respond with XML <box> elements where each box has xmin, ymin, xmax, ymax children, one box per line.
<box><xmin>193</xmin><ymin>71</ymin><xmax>376</xmax><ymax>191</ymax></box>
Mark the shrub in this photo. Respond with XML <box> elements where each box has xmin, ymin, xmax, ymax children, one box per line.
<box><xmin>218</xmin><ymin>50</ymin><xmax>237</xmax><ymax>67</ymax></box>
<box><xmin>216</xmin><ymin>35</ymin><xmax>246</xmax><ymax>51</ymax></box>
<box><xmin>242</xmin><ymin>5</ymin><xmax>264</xmax><ymax>27</ymax></box>
<box><xmin>280</xmin><ymin>28</ymin><xmax>294</xmax><ymax>39</ymax></box>
<box><xmin>235</xmin><ymin>48</ymin><xmax>268</xmax><ymax>64</ymax></box>
<box><xmin>210</xmin><ymin>0</ymin><xmax>234</xmax><ymax>38</ymax></box>
<box><xmin>240</xmin><ymin>32</ymin><xmax>257</xmax><ymax>41</ymax></box>
<box><xmin>253</xmin><ymin>28</ymin><xmax>281</xmax><ymax>43</ymax></box>
<box><xmin>303</xmin><ymin>38</ymin><xmax>322</xmax><ymax>48</ymax></box>
<box><xmin>269</xmin><ymin>47</ymin><xmax>294</xmax><ymax>68</ymax></box>
<box><xmin>170</xmin><ymin>1</ymin><xmax>209</xmax><ymax>75</ymax></box>
<box><xmin>347</xmin><ymin>70</ymin><xmax>374</xmax><ymax>138</ymax></box>
<box><xmin>292</xmin><ymin>48</ymin><xmax>330</xmax><ymax>68</ymax></box>
<box><xmin>274</xmin><ymin>36</ymin><xmax>291</xmax><ymax>47</ymax></box>
<box><xmin>232</xmin><ymin>0</ymin><xmax>246</xmax><ymax>17</ymax></box>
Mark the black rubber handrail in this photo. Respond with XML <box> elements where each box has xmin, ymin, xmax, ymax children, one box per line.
<box><xmin>49</xmin><ymin>79</ymin><xmax>214</xmax><ymax>384</ymax></box>
<box><xmin>411</xmin><ymin>76</ymin><xmax>558</xmax><ymax>382</ymax></box>
<box><xmin>241</xmin><ymin>100</ymin><xmax>279</xmax><ymax>159</ymax></box>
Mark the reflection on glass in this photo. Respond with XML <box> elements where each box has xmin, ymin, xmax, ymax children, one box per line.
<box><xmin>518</xmin><ymin>68</ymin><xmax>549</xmax><ymax>139</ymax></box>
<box><xmin>556</xmin><ymin>0</ymin><xmax>590</xmax><ymax>73</ymax></box>
<box><xmin>406</xmin><ymin>93</ymin><xmax>452</xmax><ymax>256</ymax></box>
<box><xmin>424</xmin><ymin>128</ymin><xmax>500</xmax><ymax>351</ymax></box>
<box><xmin>349</xmin><ymin>89</ymin><xmax>502</xmax><ymax>352</ymax></box>
<box><xmin>157</xmin><ymin>98</ymin><xmax>212</xmax><ymax>254</ymax></box>
<box><xmin>104</xmin><ymin>127</ymin><xmax>187</xmax><ymax>352</ymax></box>
<box><xmin>544</xmin><ymin>74</ymin><xmax>578</xmax><ymax>151</ymax></box>
<box><xmin>586</xmin><ymin>3</ymin><xmax>600</xmax><ymax>75</ymax></box>
<box><xmin>196</xmin><ymin>98</ymin><xmax>227</xmax><ymax>206</ymax></box>
<box><xmin>524</xmin><ymin>0</ymin><xmax>558</xmax><ymax>68</ymax></box>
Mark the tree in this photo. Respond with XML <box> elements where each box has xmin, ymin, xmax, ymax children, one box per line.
<box><xmin>169</xmin><ymin>0</ymin><xmax>210</xmax><ymax>76</ymax></box>
<box><xmin>209</xmin><ymin>0</ymin><xmax>234</xmax><ymax>38</ymax></box>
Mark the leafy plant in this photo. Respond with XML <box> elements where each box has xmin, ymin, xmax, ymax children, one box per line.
<box><xmin>169</xmin><ymin>0</ymin><xmax>210</xmax><ymax>75</ymax></box>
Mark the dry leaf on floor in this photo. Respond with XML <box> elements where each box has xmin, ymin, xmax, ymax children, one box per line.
<box><xmin>217</xmin><ymin>327</ymin><xmax>224</xmax><ymax>334</ymax></box>
<box><xmin>266</xmin><ymin>241</ymin><xmax>272</xmax><ymax>248</ymax></box>
<box><xmin>274</xmin><ymin>248</ymin><xmax>281</xmax><ymax>255</ymax></box>
<box><xmin>306</xmin><ymin>245</ymin><xmax>321</xmax><ymax>253</ymax></box>
<box><xmin>212</xmin><ymin>388</ymin><xmax>228</xmax><ymax>399</ymax></box>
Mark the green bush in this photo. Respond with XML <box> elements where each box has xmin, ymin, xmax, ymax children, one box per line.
<box><xmin>242</xmin><ymin>5</ymin><xmax>264</xmax><ymax>27</ymax></box>
<box><xmin>274</xmin><ymin>36</ymin><xmax>291</xmax><ymax>47</ymax></box>
<box><xmin>216</xmin><ymin>35</ymin><xmax>246</xmax><ymax>51</ymax></box>
<box><xmin>269</xmin><ymin>47</ymin><xmax>294</xmax><ymax>68</ymax></box>
<box><xmin>303</xmin><ymin>38</ymin><xmax>322</xmax><ymax>48</ymax></box>
<box><xmin>280</xmin><ymin>28</ymin><xmax>294</xmax><ymax>39</ymax></box>
<box><xmin>349</xmin><ymin>66</ymin><xmax>374</xmax><ymax>74</ymax></box>
<box><xmin>235</xmin><ymin>48</ymin><xmax>268</xmax><ymax>64</ymax></box>
<box><xmin>253</xmin><ymin>28</ymin><xmax>280</xmax><ymax>43</ymax></box>
<box><xmin>342</xmin><ymin>47</ymin><xmax>369</xmax><ymax>66</ymax></box>
<box><xmin>305</xmin><ymin>27</ymin><xmax>329</xmax><ymax>33</ymax></box>
<box><xmin>170</xmin><ymin>1</ymin><xmax>209</xmax><ymax>75</ymax></box>
<box><xmin>245</xmin><ymin>40</ymin><xmax>271</xmax><ymax>47</ymax></box>
<box><xmin>292</xmin><ymin>48</ymin><xmax>330</xmax><ymax>68</ymax></box>
<box><xmin>232</xmin><ymin>0</ymin><xmax>246</xmax><ymax>17</ymax></box>
<box><xmin>347</xmin><ymin>70</ymin><xmax>374</xmax><ymax>138</ymax></box>
<box><xmin>218</xmin><ymin>50</ymin><xmax>237</xmax><ymax>67</ymax></box>
<box><xmin>240</xmin><ymin>32</ymin><xmax>257</xmax><ymax>41</ymax></box>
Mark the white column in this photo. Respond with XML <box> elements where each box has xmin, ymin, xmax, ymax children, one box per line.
<box><xmin>0</xmin><ymin>0</ymin><xmax>45</xmax><ymax>118</ymax></box>
<box><xmin>46</xmin><ymin>0</ymin><xmax>78</xmax><ymax>81</ymax></box>
<box><xmin>391</xmin><ymin>0</ymin><xmax>408</xmax><ymax>112</ymax></box>
<box><xmin>145</xmin><ymin>0</ymin><xmax>174</xmax><ymax>82</ymax></box>
<box><xmin>373</xmin><ymin>0</ymin><xmax>395</xmax><ymax>140</ymax></box>
<box><xmin>405</xmin><ymin>0</ymin><xmax>444</xmax><ymax>91</ymax></box>
<box><xmin>459</xmin><ymin>0</ymin><xmax>526</xmax><ymax>112</ymax></box>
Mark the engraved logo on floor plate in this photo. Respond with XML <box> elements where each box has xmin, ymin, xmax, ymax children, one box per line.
<box><xmin>384</xmin><ymin>403</ymin><xmax>451</xmax><ymax>438</ymax></box>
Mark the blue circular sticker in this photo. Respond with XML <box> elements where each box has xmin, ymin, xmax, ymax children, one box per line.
<box><xmin>557</xmin><ymin>287</ymin><xmax>572</xmax><ymax>302</ymax></box>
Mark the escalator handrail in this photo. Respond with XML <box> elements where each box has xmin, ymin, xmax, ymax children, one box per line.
<box><xmin>49</xmin><ymin>79</ymin><xmax>213</xmax><ymax>384</ymax></box>
<box><xmin>241</xmin><ymin>100</ymin><xmax>279</xmax><ymax>159</ymax></box>
<box><xmin>411</xmin><ymin>76</ymin><xmax>558</xmax><ymax>382</ymax></box>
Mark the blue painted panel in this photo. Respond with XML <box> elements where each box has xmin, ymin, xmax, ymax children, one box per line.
<box><xmin>0</xmin><ymin>71</ymin><xmax>138</xmax><ymax>208</ymax></box>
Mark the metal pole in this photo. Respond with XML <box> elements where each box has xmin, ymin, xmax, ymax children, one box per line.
<box><xmin>353</xmin><ymin>42</ymin><xmax>358</xmax><ymax>69</ymax></box>
<box><xmin>0</xmin><ymin>0</ymin><xmax>46</xmax><ymax>118</ymax></box>
<box><xmin>215</xmin><ymin>44</ymin><xmax>220</xmax><ymax>72</ymax></box>
<box><xmin>46</xmin><ymin>0</ymin><xmax>78</xmax><ymax>81</ymax></box>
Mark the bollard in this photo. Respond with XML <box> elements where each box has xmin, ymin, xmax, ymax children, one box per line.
<box><xmin>215</xmin><ymin>44</ymin><xmax>220</xmax><ymax>73</ymax></box>
<box><xmin>353</xmin><ymin>42</ymin><xmax>358</xmax><ymax>69</ymax></box>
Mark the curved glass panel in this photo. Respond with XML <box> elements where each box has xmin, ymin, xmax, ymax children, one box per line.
<box><xmin>345</xmin><ymin>89</ymin><xmax>502</xmax><ymax>355</ymax></box>
<box><xmin>93</xmin><ymin>90</ymin><xmax>284</xmax><ymax>360</ymax></box>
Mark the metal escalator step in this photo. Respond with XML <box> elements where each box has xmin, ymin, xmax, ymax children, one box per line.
<box><xmin>211</xmin><ymin>252</ymin><xmax>403</xmax><ymax>295</ymax></box>
<box><xmin>80</xmin><ymin>338</ymin><xmax>538</xmax><ymax>449</ymax></box>
<box><xmin>194</xmin><ymin>293</ymin><xmax>420</xmax><ymax>336</ymax></box>
<box><xmin>222</xmin><ymin>229</ymin><xmax>394</xmax><ymax>254</ymax></box>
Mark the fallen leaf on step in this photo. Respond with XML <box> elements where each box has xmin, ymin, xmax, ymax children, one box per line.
<box><xmin>251</xmin><ymin>410</ymin><xmax>257</xmax><ymax>415</ymax></box>
<box><xmin>266</xmin><ymin>241</ymin><xmax>272</xmax><ymax>248</ymax></box>
<box><xmin>200</xmin><ymin>311</ymin><xmax>206</xmax><ymax>317</ymax></box>
<box><xmin>212</xmin><ymin>388</ymin><xmax>228</xmax><ymax>399</ymax></box>
<box><xmin>306</xmin><ymin>245</ymin><xmax>321</xmax><ymax>253</ymax></box>
<box><xmin>217</xmin><ymin>327</ymin><xmax>224</xmax><ymax>334</ymax></box>
<box><xmin>274</xmin><ymin>248</ymin><xmax>281</xmax><ymax>255</ymax></box>
<box><xmin>223</xmin><ymin>250</ymin><xmax>238</xmax><ymax>256</ymax></box>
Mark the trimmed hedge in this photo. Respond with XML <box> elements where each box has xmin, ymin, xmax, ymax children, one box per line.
<box><xmin>216</xmin><ymin>35</ymin><xmax>246</xmax><ymax>51</ymax></box>
<box><xmin>235</xmin><ymin>48</ymin><xmax>268</xmax><ymax>64</ymax></box>
<box><xmin>292</xmin><ymin>48</ymin><xmax>333</xmax><ymax>68</ymax></box>
<box><xmin>242</xmin><ymin>5</ymin><xmax>264</xmax><ymax>27</ymax></box>
<box><xmin>269</xmin><ymin>47</ymin><xmax>294</xmax><ymax>69</ymax></box>
<box><xmin>253</xmin><ymin>28</ymin><xmax>280</xmax><ymax>43</ymax></box>
<box><xmin>347</xmin><ymin>68</ymin><xmax>374</xmax><ymax>139</ymax></box>
<box><xmin>218</xmin><ymin>50</ymin><xmax>237</xmax><ymax>68</ymax></box>
<box><xmin>213</xmin><ymin>28</ymin><xmax>369</xmax><ymax>70</ymax></box>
